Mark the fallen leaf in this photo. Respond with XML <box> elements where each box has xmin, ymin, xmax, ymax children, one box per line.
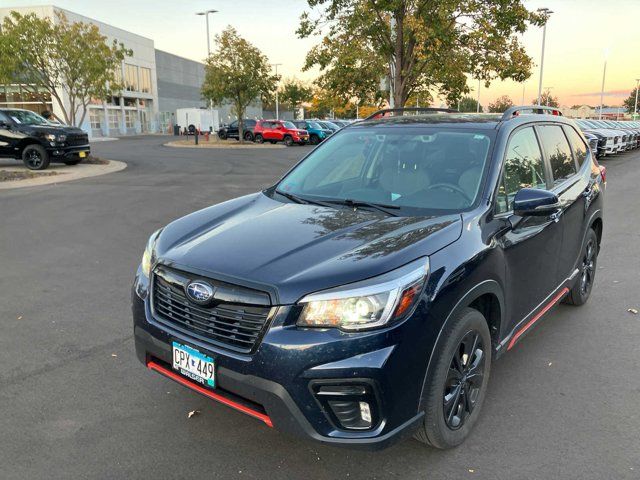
<box><xmin>111</xmin><ymin>353</ymin><xmax>117</xmax><ymax>357</ymax></box>
<box><xmin>17</xmin><ymin>316</ymin><xmax>23</xmax><ymax>320</ymax></box>
<box><xmin>468</xmin><ymin>469</ymin><xmax>475</xmax><ymax>473</ymax></box>
<box><xmin>188</xmin><ymin>410</ymin><xmax>200</xmax><ymax>418</ymax></box>
<box><xmin>628</xmin><ymin>308</ymin><xmax>638</xmax><ymax>315</ymax></box>
<box><xmin>548</xmin><ymin>362</ymin><xmax>553</xmax><ymax>366</ymax></box>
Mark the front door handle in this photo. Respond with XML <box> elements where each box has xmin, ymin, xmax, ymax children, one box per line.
<box><xmin>549</xmin><ymin>209</ymin><xmax>563</xmax><ymax>223</ymax></box>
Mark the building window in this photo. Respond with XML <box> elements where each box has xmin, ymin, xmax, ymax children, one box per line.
<box><xmin>108</xmin><ymin>109</ymin><xmax>121</xmax><ymax>129</ymax></box>
<box><xmin>89</xmin><ymin>109</ymin><xmax>104</xmax><ymax>130</ymax></box>
<box><xmin>124</xmin><ymin>64</ymin><xmax>139</xmax><ymax>92</ymax></box>
<box><xmin>125</xmin><ymin>110</ymin><xmax>136</xmax><ymax>128</ymax></box>
<box><xmin>112</xmin><ymin>64</ymin><xmax>123</xmax><ymax>88</ymax></box>
<box><xmin>139</xmin><ymin>67</ymin><xmax>151</xmax><ymax>94</ymax></box>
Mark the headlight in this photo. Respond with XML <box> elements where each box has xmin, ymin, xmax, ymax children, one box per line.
<box><xmin>45</xmin><ymin>134</ymin><xmax>66</xmax><ymax>142</ymax></box>
<box><xmin>297</xmin><ymin>258</ymin><xmax>429</xmax><ymax>331</ymax></box>
<box><xmin>141</xmin><ymin>229</ymin><xmax>162</xmax><ymax>277</ymax></box>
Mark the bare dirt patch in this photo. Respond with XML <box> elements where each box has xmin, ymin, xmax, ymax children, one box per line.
<box><xmin>0</xmin><ymin>170</ymin><xmax>59</xmax><ymax>182</ymax></box>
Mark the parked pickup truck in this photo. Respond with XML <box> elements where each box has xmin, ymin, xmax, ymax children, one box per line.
<box><xmin>0</xmin><ymin>108</ymin><xmax>90</xmax><ymax>170</ymax></box>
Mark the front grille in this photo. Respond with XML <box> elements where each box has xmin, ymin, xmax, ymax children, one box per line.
<box><xmin>151</xmin><ymin>266</ymin><xmax>272</xmax><ymax>353</ymax></box>
<box><xmin>66</xmin><ymin>133</ymin><xmax>89</xmax><ymax>146</ymax></box>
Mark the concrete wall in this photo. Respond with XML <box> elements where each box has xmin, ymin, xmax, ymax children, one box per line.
<box><xmin>155</xmin><ymin>49</ymin><xmax>207</xmax><ymax>113</ymax></box>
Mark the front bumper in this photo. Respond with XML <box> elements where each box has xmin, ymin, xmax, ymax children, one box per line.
<box><xmin>132</xmin><ymin>271</ymin><xmax>432</xmax><ymax>449</ymax></box>
<box><xmin>47</xmin><ymin>144</ymin><xmax>91</xmax><ymax>160</ymax></box>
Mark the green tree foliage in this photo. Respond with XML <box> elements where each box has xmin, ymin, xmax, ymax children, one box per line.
<box><xmin>0</xmin><ymin>11</ymin><xmax>130</xmax><ymax>126</ymax></box>
<box><xmin>532</xmin><ymin>89</ymin><xmax>559</xmax><ymax>107</ymax></box>
<box><xmin>457</xmin><ymin>96</ymin><xmax>483</xmax><ymax>113</ymax></box>
<box><xmin>623</xmin><ymin>87</ymin><xmax>639</xmax><ymax>115</ymax></box>
<box><xmin>488</xmin><ymin>95</ymin><xmax>514</xmax><ymax>113</ymax></box>
<box><xmin>297</xmin><ymin>1</ymin><xmax>544</xmax><ymax>108</ymax></box>
<box><xmin>202</xmin><ymin>26</ymin><xmax>277</xmax><ymax>142</ymax></box>
<box><xmin>279</xmin><ymin>79</ymin><xmax>313</xmax><ymax>116</ymax></box>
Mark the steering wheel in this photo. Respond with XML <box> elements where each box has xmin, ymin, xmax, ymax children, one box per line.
<box><xmin>425</xmin><ymin>183</ymin><xmax>472</xmax><ymax>203</ymax></box>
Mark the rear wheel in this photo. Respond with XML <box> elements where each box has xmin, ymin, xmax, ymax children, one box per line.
<box><xmin>563</xmin><ymin>228</ymin><xmax>598</xmax><ymax>306</ymax></box>
<box><xmin>254</xmin><ymin>134</ymin><xmax>264</xmax><ymax>144</ymax></box>
<box><xmin>283</xmin><ymin>135</ymin><xmax>293</xmax><ymax>147</ymax></box>
<box><xmin>415</xmin><ymin>308</ymin><xmax>491</xmax><ymax>449</ymax></box>
<box><xmin>22</xmin><ymin>144</ymin><xmax>50</xmax><ymax>170</ymax></box>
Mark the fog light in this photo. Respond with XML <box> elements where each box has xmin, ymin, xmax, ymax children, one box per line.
<box><xmin>359</xmin><ymin>401</ymin><xmax>371</xmax><ymax>424</ymax></box>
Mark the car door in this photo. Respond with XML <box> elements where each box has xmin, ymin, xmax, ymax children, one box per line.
<box><xmin>495</xmin><ymin>126</ymin><xmax>564</xmax><ymax>328</ymax></box>
<box><xmin>261</xmin><ymin>122</ymin><xmax>274</xmax><ymax>140</ymax></box>
<box><xmin>0</xmin><ymin>111</ymin><xmax>19</xmax><ymax>156</ymax></box>
<box><xmin>273</xmin><ymin>122</ymin><xmax>285</xmax><ymax>141</ymax></box>
<box><xmin>227</xmin><ymin>120</ymin><xmax>238</xmax><ymax>138</ymax></box>
<box><xmin>537</xmin><ymin>124</ymin><xmax>591</xmax><ymax>281</ymax></box>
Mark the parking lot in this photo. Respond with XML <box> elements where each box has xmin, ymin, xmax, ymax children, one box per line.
<box><xmin>1</xmin><ymin>135</ymin><xmax>639</xmax><ymax>479</ymax></box>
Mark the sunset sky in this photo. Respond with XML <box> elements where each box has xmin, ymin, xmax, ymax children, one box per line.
<box><xmin>6</xmin><ymin>0</ymin><xmax>640</xmax><ymax>108</ymax></box>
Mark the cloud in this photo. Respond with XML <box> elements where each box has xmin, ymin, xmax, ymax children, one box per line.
<box><xmin>571</xmin><ymin>89</ymin><xmax>629</xmax><ymax>98</ymax></box>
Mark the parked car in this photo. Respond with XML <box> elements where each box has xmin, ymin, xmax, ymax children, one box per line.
<box><xmin>217</xmin><ymin>119</ymin><xmax>257</xmax><ymax>141</ymax></box>
<box><xmin>315</xmin><ymin>120</ymin><xmax>341</xmax><ymax>132</ymax></box>
<box><xmin>575</xmin><ymin>120</ymin><xmax>620</xmax><ymax>156</ymax></box>
<box><xmin>582</xmin><ymin>131</ymin><xmax>601</xmax><ymax>158</ymax></box>
<box><xmin>133</xmin><ymin>106</ymin><xmax>604</xmax><ymax>450</ymax></box>
<box><xmin>291</xmin><ymin>120</ymin><xmax>332</xmax><ymax>145</ymax></box>
<box><xmin>253</xmin><ymin>120</ymin><xmax>309</xmax><ymax>146</ymax></box>
<box><xmin>0</xmin><ymin>108</ymin><xmax>90</xmax><ymax>170</ymax></box>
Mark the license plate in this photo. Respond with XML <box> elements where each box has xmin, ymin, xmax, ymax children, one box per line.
<box><xmin>172</xmin><ymin>342</ymin><xmax>215</xmax><ymax>388</ymax></box>
<box><xmin>79</xmin><ymin>151</ymin><xmax>87</xmax><ymax>158</ymax></box>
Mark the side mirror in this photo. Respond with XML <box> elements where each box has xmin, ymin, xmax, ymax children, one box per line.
<box><xmin>513</xmin><ymin>188</ymin><xmax>560</xmax><ymax>217</ymax></box>
<box><xmin>0</xmin><ymin>120</ymin><xmax>9</xmax><ymax>129</ymax></box>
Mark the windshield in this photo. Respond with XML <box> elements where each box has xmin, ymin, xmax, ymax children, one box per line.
<box><xmin>4</xmin><ymin>109</ymin><xmax>49</xmax><ymax>125</ymax></box>
<box><xmin>307</xmin><ymin>121</ymin><xmax>322</xmax><ymax>130</ymax></box>
<box><xmin>283</xmin><ymin>121</ymin><xmax>296</xmax><ymax>129</ymax></box>
<box><xmin>276</xmin><ymin>127</ymin><xmax>493</xmax><ymax>214</ymax></box>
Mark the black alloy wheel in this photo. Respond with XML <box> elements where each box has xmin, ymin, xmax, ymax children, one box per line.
<box><xmin>22</xmin><ymin>144</ymin><xmax>50</xmax><ymax>170</ymax></box>
<box><xmin>309</xmin><ymin>134</ymin><xmax>320</xmax><ymax>145</ymax></box>
<box><xmin>443</xmin><ymin>331</ymin><xmax>485</xmax><ymax>430</ymax></box>
<box><xmin>283</xmin><ymin>135</ymin><xmax>293</xmax><ymax>147</ymax></box>
<box><xmin>563</xmin><ymin>228</ymin><xmax>598</xmax><ymax>306</ymax></box>
<box><xmin>254</xmin><ymin>134</ymin><xmax>263</xmax><ymax>144</ymax></box>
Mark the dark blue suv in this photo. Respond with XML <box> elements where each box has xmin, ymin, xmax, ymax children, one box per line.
<box><xmin>132</xmin><ymin>106</ymin><xmax>604</xmax><ymax>449</ymax></box>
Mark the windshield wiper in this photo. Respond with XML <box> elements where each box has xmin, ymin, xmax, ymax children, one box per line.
<box><xmin>275</xmin><ymin>190</ymin><xmax>337</xmax><ymax>209</ymax></box>
<box><xmin>328</xmin><ymin>199</ymin><xmax>401</xmax><ymax>217</ymax></box>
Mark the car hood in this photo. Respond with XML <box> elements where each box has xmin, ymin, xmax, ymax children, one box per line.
<box><xmin>155</xmin><ymin>193</ymin><xmax>462</xmax><ymax>304</ymax></box>
<box><xmin>24</xmin><ymin>125</ymin><xmax>86</xmax><ymax>136</ymax></box>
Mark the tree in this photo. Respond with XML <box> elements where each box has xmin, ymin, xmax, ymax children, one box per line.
<box><xmin>456</xmin><ymin>96</ymin><xmax>483</xmax><ymax>113</ymax></box>
<box><xmin>532</xmin><ymin>89</ymin><xmax>559</xmax><ymax>107</ymax></box>
<box><xmin>0</xmin><ymin>11</ymin><xmax>130</xmax><ymax>126</ymax></box>
<box><xmin>279</xmin><ymin>79</ymin><xmax>313</xmax><ymax>117</ymax></box>
<box><xmin>202</xmin><ymin>26</ymin><xmax>277</xmax><ymax>142</ymax></box>
<box><xmin>488</xmin><ymin>95</ymin><xmax>514</xmax><ymax>113</ymax></box>
<box><xmin>623</xmin><ymin>87</ymin><xmax>639</xmax><ymax>115</ymax></box>
<box><xmin>297</xmin><ymin>1</ymin><xmax>544</xmax><ymax>108</ymax></box>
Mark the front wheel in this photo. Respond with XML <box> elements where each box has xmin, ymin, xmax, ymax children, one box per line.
<box><xmin>218</xmin><ymin>131</ymin><xmax>227</xmax><ymax>140</ymax></box>
<box><xmin>283</xmin><ymin>135</ymin><xmax>293</xmax><ymax>147</ymax></box>
<box><xmin>22</xmin><ymin>144</ymin><xmax>50</xmax><ymax>170</ymax></box>
<box><xmin>309</xmin><ymin>134</ymin><xmax>320</xmax><ymax>145</ymax></box>
<box><xmin>563</xmin><ymin>228</ymin><xmax>598</xmax><ymax>306</ymax></box>
<box><xmin>415</xmin><ymin>307</ymin><xmax>491</xmax><ymax>449</ymax></box>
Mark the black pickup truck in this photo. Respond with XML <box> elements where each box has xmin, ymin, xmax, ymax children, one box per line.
<box><xmin>0</xmin><ymin>108</ymin><xmax>90</xmax><ymax>170</ymax></box>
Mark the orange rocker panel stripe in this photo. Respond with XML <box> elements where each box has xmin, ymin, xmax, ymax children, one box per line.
<box><xmin>147</xmin><ymin>360</ymin><xmax>273</xmax><ymax>427</ymax></box>
<box><xmin>507</xmin><ymin>287</ymin><xmax>569</xmax><ymax>351</ymax></box>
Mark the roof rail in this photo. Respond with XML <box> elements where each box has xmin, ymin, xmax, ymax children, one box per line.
<box><xmin>501</xmin><ymin>105</ymin><xmax>563</xmax><ymax>121</ymax></box>
<box><xmin>364</xmin><ymin>107</ymin><xmax>457</xmax><ymax>120</ymax></box>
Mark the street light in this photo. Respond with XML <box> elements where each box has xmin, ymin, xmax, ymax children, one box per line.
<box><xmin>196</xmin><ymin>9</ymin><xmax>218</xmax><ymax>56</ymax></box>
<box><xmin>536</xmin><ymin>8</ymin><xmax>553</xmax><ymax>106</ymax></box>
<box><xmin>599</xmin><ymin>49</ymin><xmax>609</xmax><ymax>120</ymax></box>
<box><xmin>634</xmin><ymin>78</ymin><xmax>639</xmax><ymax>119</ymax></box>
<box><xmin>271</xmin><ymin>63</ymin><xmax>282</xmax><ymax>119</ymax></box>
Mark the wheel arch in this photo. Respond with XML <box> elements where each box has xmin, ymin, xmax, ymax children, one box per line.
<box><xmin>17</xmin><ymin>137</ymin><xmax>44</xmax><ymax>156</ymax></box>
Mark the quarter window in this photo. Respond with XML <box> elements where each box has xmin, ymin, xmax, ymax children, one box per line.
<box><xmin>496</xmin><ymin>127</ymin><xmax>547</xmax><ymax>214</ymax></box>
<box><xmin>564</xmin><ymin>126</ymin><xmax>588</xmax><ymax>167</ymax></box>
<box><xmin>538</xmin><ymin>125</ymin><xmax>577</xmax><ymax>185</ymax></box>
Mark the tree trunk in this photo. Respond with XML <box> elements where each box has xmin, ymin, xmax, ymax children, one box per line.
<box><xmin>236</xmin><ymin>99</ymin><xmax>245</xmax><ymax>144</ymax></box>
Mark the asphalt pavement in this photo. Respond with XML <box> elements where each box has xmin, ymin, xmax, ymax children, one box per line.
<box><xmin>1</xmin><ymin>135</ymin><xmax>638</xmax><ymax>479</ymax></box>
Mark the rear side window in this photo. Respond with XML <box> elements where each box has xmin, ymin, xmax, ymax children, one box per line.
<box><xmin>537</xmin><ymin>125</ymin><xmax>576</xmax><ymax>186</ymax></box>
<box><xmin>496</xmin><ymin>127</ymin><xmax>547</xmax><ymax>214</ymax></box>
<box><xmin>564</xmin><ymin>126</ymin><xmax>588</xmax><ymax>167</ymax></box>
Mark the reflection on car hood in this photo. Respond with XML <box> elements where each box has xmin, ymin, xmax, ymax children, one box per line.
<box><xmin>156</xmin><ymin>193</ymin><xmax>462</xmax><ymax>303</ymax></box>
<box><xmin>26</xmin><ymin>125</ymin><xmax>86</xmax><ymax>135</ymax></box>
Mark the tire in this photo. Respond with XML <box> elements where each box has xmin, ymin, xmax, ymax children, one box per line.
<box><xmin>254</xmin><ymin>134</ymin><xmax>264</xmax><ymax>144</ymax></box>
<box><xmin>22</xmin><ymin>144</ymin><xmax>50</xmax><ymax>170</ymax></box>
<box><xmin>283</xmin><ymin>135</ymin><xmax>294</xmax><ymax>147</ymax></box>
<box><xmin>218</xmin><ymin>131</ymin><xmax>227</xmax><ymax>140</ymax></box>
<box><xmin>244</xmin><ymin>131</ymin><xmax>253</xmax><ymax>142</ymax></box>
<box><xmin>63</xmin><ymin>159</ymin><xmax>82</xmax><ymax>165</ymax></box>
<box><xmin>563</xmin><ymin>228</ymin><xmax>598</xmax><ymax>306</ymax></box>
<box><xmin>414</xmin><ymin>307</ymin><xmax>491</xmax><ymax>449</ymax></box>
<box><xmin>309</xmin><ymin>134</ymin><xmax>320</xmax><ymax>145</ymax></box>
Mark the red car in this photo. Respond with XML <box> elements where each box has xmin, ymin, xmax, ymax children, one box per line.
<box><xmin>253</xmin><ymin>120</ymin><xmax>309</xmax><ymax>146</ymax></box>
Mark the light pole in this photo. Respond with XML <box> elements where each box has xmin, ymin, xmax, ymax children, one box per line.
<box><xmin>536</xmin><ymin>8</ymin><xmax>553</xmax><ymax>105</ymax></box>
<box><xmin>196</xmin><ymin>10</ymin><xmax>218</xmax><ymax>56</ymax></box>
<box><xmin>599</xmin><ymin>50</ymin><xmax>609</xmax><ymax>120</ymax></box>
<box><xmin>634</xmin><ymin>78</ymin><xmax>639</xmax><ymax>119</ymax></box>
<box><xmin>521</xmin><ymin>83</ymin><xmax>526</xmax><ymax>105</ymax></box>
<box><xmin>271</xmin><ymin>63</ymin><xmax>282</xmax><ymax>119</ymax></box>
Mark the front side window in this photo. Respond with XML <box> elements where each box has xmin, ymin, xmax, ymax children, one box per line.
<box><xmin>276</xmin><ymin>127</ymin><xmax>493</xmax><ymax>214</ymax></box>
<box><xmin>538</xmin><ymin>125</ymin><xmax>576</xmax><ymax>185</ymax></box>
<box><xmin>496</xmin><ymin>127</ymin><xmax>547</xmax><ymax>214</ymax></box>
<box><xmin>564</xmin><ymin>126</ymin><xmax>588</xmax><ymax>167</ymax></box>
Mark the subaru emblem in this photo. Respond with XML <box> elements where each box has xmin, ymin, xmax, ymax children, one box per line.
<box><xmin>185</xmin><ymin>281</ymin><xmax>215</xmax><ymax>305</ymax></box>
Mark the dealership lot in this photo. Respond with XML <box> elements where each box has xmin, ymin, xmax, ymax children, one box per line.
<box><xmin>1</xmin><ymin>135</ymin><xmax>639</xmax><ymax>479</ymax></box>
